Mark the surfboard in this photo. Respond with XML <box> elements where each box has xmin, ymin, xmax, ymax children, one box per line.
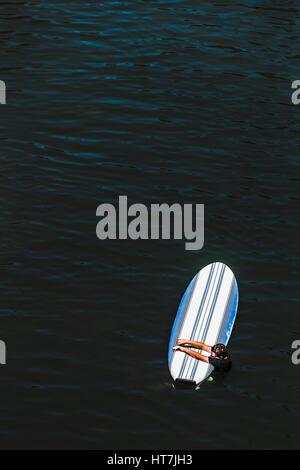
<box><xmin>168</xmin><ymin>262</ymin><xmax>238</xmax><ymax>387</ymax></box>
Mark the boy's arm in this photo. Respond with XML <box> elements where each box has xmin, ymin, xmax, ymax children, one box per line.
<box><xmin>176</xmin><ymin>339</ymin><xmax>212</xmax><ymax>353</ymax></box>
<box><xmin>173</xmin><ymin>346</ymin><xmax>209</xmax><ymax>363</ymax></box>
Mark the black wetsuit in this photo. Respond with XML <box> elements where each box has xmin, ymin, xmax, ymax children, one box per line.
<box><xmin>208</xmin><ymin>355</ymin><xmax>232</xmax><ymax>371</ymax></box>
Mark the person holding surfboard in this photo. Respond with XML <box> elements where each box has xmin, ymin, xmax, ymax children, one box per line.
<box><xmin>173</xmin><ymin>339</ymin><xmax>232</xmax><ymax>371</ymax></box>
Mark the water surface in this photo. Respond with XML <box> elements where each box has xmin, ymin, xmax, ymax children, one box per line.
<box><xmin>0</xmin><ymin>0</ymin><xmax>299</xmax><ymax>449</ymax></box>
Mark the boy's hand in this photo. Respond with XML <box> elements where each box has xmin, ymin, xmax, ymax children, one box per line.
<box><xmin>176</xmin><ymin>339</ymin><xmax>188</xmax><ymax>346</ymax></box>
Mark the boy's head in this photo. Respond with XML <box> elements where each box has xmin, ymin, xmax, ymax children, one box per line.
<box><xmin>211</xmin><ymin>343</ymin><xmax>228</xmax><ymax>359</ymax></box>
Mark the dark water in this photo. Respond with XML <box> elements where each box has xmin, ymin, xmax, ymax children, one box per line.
<box><xmin>0</xmin><ymin>0</ymin><xmax>299</xmax><ymax>449</ymax></box>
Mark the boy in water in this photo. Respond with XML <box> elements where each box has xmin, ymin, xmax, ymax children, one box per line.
<box><xmin>173</xmin><ymin>339</ymin><xmax>232</xmax><ymax>371</ymax></box>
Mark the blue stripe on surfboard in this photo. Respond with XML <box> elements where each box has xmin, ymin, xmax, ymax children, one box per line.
<box><xmin>178</xmin><ymin>263</ymin><xmax>216</xmax><ymax>379</ymax></box>
<box><xmin>189</xmin><ymin>263</ymin><xmax>226</xmax><ymax>381</ymax></box>
<box><xmin>182</xmin><ymin>262</ymin><xmax>219</xmax><ymax>380</ymax></box>
<box><xmin>182</xmin><ymin>262</ymin><xmax>222</xmax><ymax>380</ymax></box>
<box><xmin>219</xmin><ymin>279</ymin><xmax>238</xmax><ymax>345</ymax></box>
<box><xmin>168</xmin><ymin>273</ymin><xmax>198</xmax><ymax>368</ymax></box>
<box><xmin>184</xmin><ymin>263</ymin><xmax>224</xmax><ymax>379</ymax></box>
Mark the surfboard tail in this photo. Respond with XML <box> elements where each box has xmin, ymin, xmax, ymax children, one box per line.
<box><xmin>174</xmin><ymin>378</ymin><xmax>196</xmax><ymax>389</ymax></box>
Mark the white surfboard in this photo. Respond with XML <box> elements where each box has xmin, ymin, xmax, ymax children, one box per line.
<box><xmin>168</xmin><ymin>262</ymin><xmax>238</xmax><ymax>386</ymax></box>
